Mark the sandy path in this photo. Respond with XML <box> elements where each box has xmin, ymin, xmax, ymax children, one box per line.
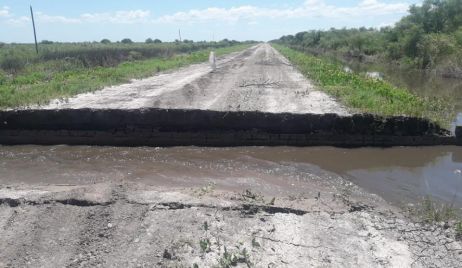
<box><xmin>41</xmin><ymin>44</ymin><xmax>348</xmax><ymax>115</ymax></box>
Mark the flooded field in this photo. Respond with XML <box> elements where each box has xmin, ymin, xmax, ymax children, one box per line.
<box><xmin>345</xmin><ymin>60</ymin><xmax>462</xmax><ymax>128</ymax></box>
<box><xmin>1</xmin><ymin>145</ymin><xmax>461</xmax><ymax>209</ymax></box>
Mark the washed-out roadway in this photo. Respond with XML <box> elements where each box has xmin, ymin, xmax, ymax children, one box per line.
<box><xmin>3</xmin><ymin>44</ymin><xmax>461</xmax><ymax>267</ymax></box>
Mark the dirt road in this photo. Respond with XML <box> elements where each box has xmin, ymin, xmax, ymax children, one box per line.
<box><xmin>41</xmin><ymin>44</ymin><xmax>348</xmax><ymax>114</ymax></box>
<box><xmin>1</xmin><ymin>173</ymin><xmax>461</xmax><ymax>267</ymax></box>
<box><xmin>3</xmin><ymin>44</ymin><xmax>461</xmax><ymax>267</ymax></box>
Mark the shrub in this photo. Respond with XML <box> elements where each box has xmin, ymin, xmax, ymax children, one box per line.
<box><xmin>121</xmin><ymin>38</ymin><xmax>133</xmax><ymax>44</ymax></box>
<box><xmin>0</xmin><ymin>55</ymin><xmax>26</xmax><ymax>74</ymax></box>
<box><xmin>41</xmin><ymin>40</ymin><xmax>54</xmax><ymax>44</ymax></box>
<box><xmin>417</xmin><ymin>34</ymin><xmax>457</xmax><ymax>67</ymax></box>
<box><xmin>0</xmin><ymin>70</ymin><xmax>6</xmax><ymax>85</ymax></box>
<box><xmin>145</xmin><ymin>38</ymin><xmax>154</xmax><ymax>44</ymax></box>
<box><xmin>100</xmin><ymin>39</ymin><xmax>111</xmax><ymax>44</ymax></box>
<box><xmin>128</xmin><ymin>51</ymin><xmax>143</xmax><ymax>61</ymax></box>
<box><xmin>455</xmin><ymin>27</ymin><xmax>462</xmax><ymax>46</ymax></box>
<box><xmin>153</xmin><ymin>39</ymin><xmax>162</xmax><ymax>43</ymax></box>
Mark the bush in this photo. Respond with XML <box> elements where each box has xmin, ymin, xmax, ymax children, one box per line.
<box><xmin>128</xmin><ymin>51</ymin><xmax>143</xmax><ymax>61</ymax></box>
<box><xmin>145</xmin><ymin>38</ymin><xmax>154</xmax><ymax>44</ymax></box>
<box><xmin>153</xmin><ymin>39</ymin><xmax>162</xmax><ymax>44</ymax></box>
<box><xmin>41</xmin><ymin>40</ymin><xmax>54</xmax><ymax>44</ymax></box>
<box><xmin>386</xmin><ymin>42</ymin><xmax>403</xmax><ymax>60</ymax></box>
<box><xmin>100</xmin><ymin>39</ymin><xmax>111</xmax><ymax>44</ymax></box>
<box><xmin>0</xmin><ymin>55</ymin><xmax>26</xmax><ymax>74</ymax></box>
<box><xmin>417</xmin><ymin>34</ymin><xmax>457</xmax><ymax>67</ymax></box>
<box><xmin>0</xmin><ymin>70</ymin><xmax>6</xmax><ymax>85</ymax></box>
<box><xmin>121</xmin><ymin>38</ymin><xmax>133</xmax><ymax>44</ymax></box>
<box><xmin>455</xmin><ymin>27</ymin><xmax>462</xmax><ymax>46</ymax></box>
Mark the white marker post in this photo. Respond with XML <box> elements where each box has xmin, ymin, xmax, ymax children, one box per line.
<box><xmin>209</xmin><ymin>51</ymin><xmax>216</xmax><ymax>72</ymax></box>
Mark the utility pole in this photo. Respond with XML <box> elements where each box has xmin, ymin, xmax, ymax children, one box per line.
<box><xmin>178</xmin><ymin>29</ymin><xmax>182</xmax><ymax>42</ymax></box>
<box><xmin>30</xmin><ymin>5</ymin><xmax>38</xmax><ymax>54</ymax></box>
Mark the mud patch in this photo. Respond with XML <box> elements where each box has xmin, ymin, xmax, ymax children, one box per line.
<box><xmin>0</xmin><ymin>183</ymin><xmax>460</xmax><ymax>267</ymax></box>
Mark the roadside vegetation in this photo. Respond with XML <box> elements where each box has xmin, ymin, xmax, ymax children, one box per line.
<box><xmin>273</xmin><ymin>44</ymin><xmax>454</xmax><ymax>126</ymax></box>
<box><xmin>274</xmin><ymin>0</ymin><xmax>462</xmax><ymax>78</ymax></box>
<box><xmin>408</xmin><ymin>197</ymin><xmax>462</xmax><ymax>240</ymax></box>
<box><xmin>0</xmin><ymin>40</ymin><xmax>254</xmax><ymax>108</ymax></box>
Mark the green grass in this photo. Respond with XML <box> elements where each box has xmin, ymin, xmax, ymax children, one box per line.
<box><xmin>408</xmin><ymin>196</ymin><xmax>462</xmax><ymax>239</ymax></box>
<box><xmin>416</xmin><ymin>197</ymin><xmax>457</xmax><ymax>224</ymax></box>
<box><xmin>0</xmin><ymin>41</ymin><xmax>246</xmax><ymax>71</ymax></box>
<box><xmin>273</xmin><ymin>44</ymin><xmax>455</xmax><ymax>127</ymax></box>
<box><xmin>456</xmin><ymin>222</ymin><xmax>462</xmax><ymax>240</ymax></box>
<box><xmin>0</xmin><ymin>44</ymin><xmax>252</xmax><ymax>108</ymax></box>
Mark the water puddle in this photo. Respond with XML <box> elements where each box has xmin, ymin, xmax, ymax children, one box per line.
<box><xmin>0</xmin><ymin>145</ymin><xmax>461</xmax><ymax>209</ymax></box>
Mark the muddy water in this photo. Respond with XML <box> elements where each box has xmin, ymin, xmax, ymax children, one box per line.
<box><xmin>1</xmin><ymin>145</ymin><xmax>461</xmax><ymax>209</ymax></box>
<box><xmin>345</xmin><ymin>60</ymin><xmax>462</xmax><ymax>128</ymax></box>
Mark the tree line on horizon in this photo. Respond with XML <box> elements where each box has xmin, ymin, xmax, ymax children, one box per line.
<box><xmin>0</xmin><ymin>38</ymin><xmax>241</xmax><ymax>46</ymax></box>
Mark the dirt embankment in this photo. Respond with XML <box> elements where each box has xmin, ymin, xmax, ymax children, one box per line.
<box><xmin>40</xmin><ymin>44</ymin><xmax>348</xmax><ymax>115</ymax></box>
<box><xmin>0</xmin><ymin>108</ymin><xmax>456</xmax><ymax>147</ymax></box>
<box><xmin>0</xmin><ymin>176</ymin><xmax>461</xmax><ymax>267</ymax></box>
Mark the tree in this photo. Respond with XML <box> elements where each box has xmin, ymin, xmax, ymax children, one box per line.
<box><xmin>153</xmin><ymin>39</ymin><xmax>162</xmax><ymax>43</ymax></box>
<box><xmin>274</xmin><ymin>0</ymin><xmax>462</xmax><ymax>69</ymax></box>
<box><xmin>100</xmin><ymin>39</ymin><xmax>111</xmax><ymax>44</ymax></box>
<box><xmin>121</xmin><ymin>38</ymin><xmax>133</xmax><ymax>44</ymax></box>
<box><xmin>41</xmin><ymin>40</ymin><xmax>53</xmax><ymax>44</ymax></box>
<box><xmin>145</xmin><ymin>38</ymin><xmax>154</xmax><ymax>43</ymax></box>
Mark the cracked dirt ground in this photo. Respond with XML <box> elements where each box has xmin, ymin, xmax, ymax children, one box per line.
<box><xmin>1</xmin><ymin>176</ymin><xmax>461</xmax><ymax>267</ymax></box>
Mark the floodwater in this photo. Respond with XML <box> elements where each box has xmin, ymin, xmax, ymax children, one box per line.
<box><xmin>345</xmin><ymin>60</ymin><xmax>462</xmax><ymax>128</ymax></box>
<box><xmin>1</xmin><ymin>145</ymin><xmax>461</xmax><ymax>209</ymax></box>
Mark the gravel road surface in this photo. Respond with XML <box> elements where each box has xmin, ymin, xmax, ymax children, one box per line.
<box><xmin>41</xmin><ymin>44</ymin><xmax>348</xmax><ymax>114</ymax></box>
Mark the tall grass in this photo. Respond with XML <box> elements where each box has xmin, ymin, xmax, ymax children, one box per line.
<box><xmin>0</xmin><ymin>41</ymin><xmax>246</xmax><ymax>73</ymax></box>
<box><xmin>273</xmin><ymin>44</ymin><xmax>455</xmax><ymax>127</ymax></box>
<box><xmin>0</xmin><ymin>43</ymin><xmax>253</xmax><ymax>108</ymax></box>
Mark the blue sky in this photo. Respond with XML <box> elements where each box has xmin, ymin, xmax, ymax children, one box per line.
<box><xmin>0</xmin><ymin>0</ymin><xmax>422</xmax><ymax>43</ymax></box>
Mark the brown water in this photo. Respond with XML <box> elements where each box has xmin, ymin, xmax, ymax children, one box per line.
<box><xmin>1</xmin><ymin>145</ymin><xmax>461</xmax><ymax>209</ymax></box>
<box><xmin>346</xmin><ymin>60</ymin><xmax>462</xmax><ymax>128</ymax></box>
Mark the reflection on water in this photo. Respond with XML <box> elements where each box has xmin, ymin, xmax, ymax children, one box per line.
<box><xmin>0</xmin><ymin>146</ymin><xmax>461</xmax><ymax>209</ymax></box>
<box><xmin>456</xmin><ymin>113</ymin><xmax>462</xmax><ymax>127</ymax></box>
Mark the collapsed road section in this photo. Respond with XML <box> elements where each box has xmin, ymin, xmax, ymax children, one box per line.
<box><xmin>0</xmin><ymin>108</ymin><xmax>459</xmax><ymax>147</ymax></box>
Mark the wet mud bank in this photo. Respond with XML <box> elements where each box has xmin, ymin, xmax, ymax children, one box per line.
<box><xmin>0</xmin><ymin>181</ymin><xmax>461</xmax><ymax>267</ymax></box>
<box><xmin>0</xmin><ymin>108</ymin><xmax>459</xmax><ymax>147</ymax></box>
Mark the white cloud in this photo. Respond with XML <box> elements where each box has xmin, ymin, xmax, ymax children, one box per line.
<box><xmin>0</xmin><ymin>6</ymin><xmax>11</xmax><ymax>17</ymax></box>
<box><xmin>2</xmin><ymin>1</ymin><xmax>409</xmax><ymax>26</ymax></box>
<box><xmin>4</xmin><ymin>9</ymin><xmax>151</xmax><ymax>25</ymax></box>
<box><xmin>154</xmin><ymin>0</ymin><xmax>409</xmax><ymax>24</ymax></box>
<box><xmin>37</xmin><ymin>12</ymin><xmax>81</xmax><ymax>24</ymax></box>
<box><xmin>7</xmin><ymin>16</ymin><xmax>30</xmax><ymax>25</ymax></box>
<box><xmin>80</xmin><ymin>10</ymin><xmax>151</xmax><ymax>24</ymax></box>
